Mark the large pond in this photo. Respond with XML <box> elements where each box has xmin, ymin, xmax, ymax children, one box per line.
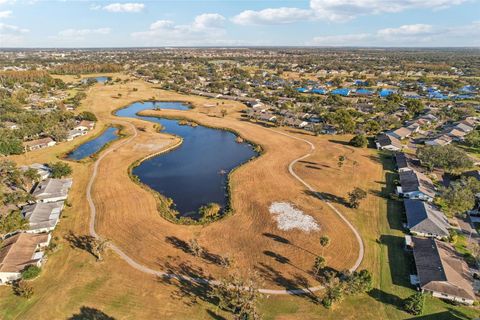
<box><xmin>115</xmin><ymin>101</ymin><xmax>258</xmax><ymax>219</ymax></box>
<box><xmin>67</xmin><ymin>127</ymin><xmax>119</xmax><ymax>160</ymax></box>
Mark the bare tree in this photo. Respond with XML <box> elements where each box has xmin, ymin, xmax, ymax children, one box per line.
<box><xmin>188</xmin><ymin>238</ymin><xmax>204</xmax><ymax>257</ymax></box>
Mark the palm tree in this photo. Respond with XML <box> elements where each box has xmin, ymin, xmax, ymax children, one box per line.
<box><xmin>313</xmin><ymin>256</ymin><xmax>326</xmax><ymax>277</ymax></box>
<box><xmin>320</xmin><ymin>235</ymin><xmax>330</xmax><ymax>256</ymax></box>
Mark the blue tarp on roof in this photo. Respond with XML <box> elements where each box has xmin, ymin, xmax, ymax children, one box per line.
<box><xmin>356</xmin><ymin>88</ymin><xmax>374</xmax><ymax>96</ymax></box>
<box><xmin>379</xmin><ymin>89</ymin><xmax>394</xmax><ymax>98</ymax></box>
<box><xmin>311</xmin><ymin>88</ymin><xmax>327</xmax><ymax>94</ymax></box>
<box><xmin>296</xmin><ymin>88</ymin><xmax>309</xmax><ymax>93</ymax></box>
<box><xmin>354</xmin><ymin>80</ymin><xmax>367</xmax><ymax>86</ymax></box>
<box><xmin>331</xmin><ymin>88</ymin><xmax>351</xmax><ymax>96</ymax></box>
<box><xmin>461</xmin><ymin>85</ymin><xmax>476</xmax><ymax>93</ymax></box>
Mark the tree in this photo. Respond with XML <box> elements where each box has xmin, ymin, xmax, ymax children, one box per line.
<box><xmin>405</xmin><ymin>99</ymin><xmax>425</xmax><ymax>115</ymax></box>
<box><xmin>338</xmin><ymin>155</ymin><xmax>345</xmax><ymax>169</ymax></box>
<box><xmin>465</xmin><ymin>130</ymin><xmax>480</xmax><ymax>149</ymax></box>
<box><xmin>404</xmin><ymin>292</ymin><xmax>425</xmax><ymax>315</ymax></box>
<box><xmin>92</xmin><ymin>238</ymin><xmax>109</xmax><ymax>261</ymax></box>
<box><xmin>23</xmin><ymin>168</ymin><xmax>40</xmax><ymax>189</ymax></box>
<box><xmin>199</xmin><ymin>203</ymin><xmax>221</xmax><ymax>221</ymax></box>
<box><xmin>349</xmin><ymin>134</ymin><xmax>368</xmax><ymax>148</ymax></box>
<box><xmin>77</xmin><ymin>111</ymin><xmax>97</xmax><ymax>121</ymax></box>
<box><xmin>348</xmin><ymin>187</ymin><xmax>367</xmax><ymax>208</ymax></box>
<box><xmin>343</xmin><ymin>269</ymin><xmax>373</xmax><ymax>295</ymax></box>
<box><xmin>0</xmin><ymin>211</ymin><xmax>27</xmax><ymax>234</ymax></box>
<box><xmin>188</xmin><ymin>238</ymin><xmax>204</xmax><ymax>257</ymax></box>
<box><xmin>321</xmin><ymin>271</ymin><xmax>345</xmax><ymax>309</ymax></box>
<box><xmin>320</xmin><ymin>235</ymin><xmax>330</xmax><ymax>255</ymax></box>
<box><xmin>12</xmin><ymin>280</ymin><xmax>34</xmax><ymax>299</ymax></box>
<box><xmin>49</xmin><ymin>161</ymin><xmax>72</xmax><ymax>178</ymax></box>
<box><xmin>209</xmin><ymin>273</ymin><xmax>262</xmax><ymax>319</ymax></box>
<box><xmin>313</xmin><ymin>256</ymin><xmax>326</xmax><ymax>277</ymax></box>
<box><xmin>220</xmin><ymin>108</ymin><xmax>227</xmax><ymax>118</ymax></box>
<box><xmin>438</xmin><ymin>177</ymin><xmax>480</xmax><ymax>216</ymax></box>
<box><xmin>417</xmin><ymin>145</ymin><xmax>473</xmax><ymax>173</ymax></box>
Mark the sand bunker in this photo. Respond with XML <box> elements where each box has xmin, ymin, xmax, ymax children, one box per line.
<box><xmin>269</xmin><ymin>202</ymin><xmax>320</xmax><ymax>232</ymax></box>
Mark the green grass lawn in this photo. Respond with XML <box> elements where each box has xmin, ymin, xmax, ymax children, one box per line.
<box><xmin>259</xmin><ymin>151</ymin><xmax>479</xmax><ymax>319</ymax></box>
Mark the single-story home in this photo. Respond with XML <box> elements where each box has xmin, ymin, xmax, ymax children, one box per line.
<box><xmin>32</xmin><ymin>178</ymin><xmax>73</xmax><ymax>203</ymax></box>
<box><xmin>404</xmin><ymin>199</ymin><xmax>450</xmax><ymax>239</ymax></box>
<box><xmin>395</xmin><ymin>152</ymin><xmax>414</xmax><ymax>172</ymax></box>
<box><xmin>74</xmin><ymin>120</ymin><xmax>95</xmax><ymax>131</ymax></box>
<box><xmin>425</xmin><ymin>135</ymin><xmax>452</xmax><ymax>147</ymax></box>
<box><xmin>23</xmin><ymin>137</ymin><xmax>56</xmax><ymax>152</ymax></box>
<box><xmin>67</xmin><ymin>129</ymin><xmax>87</xmax><ymax>141</ymax></box>
<box><xmin>22</xmin><ymin>201</ymin><xmax>64</xmax><ymax>233</ymax></box>
<box><xmin>0</xmin><ymin>233</ymin><xmax>51</xmax><ymax>284</ymax></box>
<box><xmin>376</xmin><ymin>133</ymin><xmax>403</xmax><ymax>151</ymax></box>
<box><xmin>412</xmin><ymin>237</ymin><xmax>476</xmax><ymax>305</ymax></box>
<box><xmin>387</xmin><ymin>127</ymin><xmax>415</xmax><ymax>140</ymax></box>
<box><xmin>397</xmin><ymin>170</ymin><xmax>436</xmax><ymax>202</ymax></box>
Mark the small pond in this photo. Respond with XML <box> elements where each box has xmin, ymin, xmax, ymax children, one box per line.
<box><xmin>82</xmin><ymin>76</ymin><xmax>110</xmax><ymax>84</ymax></box>
<box><xmin>67</xmin><ymin>127</ymin><xmax>119</xmax><ymax>160</ymax></box>
<box><xmin>115</xmin><ymin>101</ymin><xmax>258</xmax><ymax>219</ymax></box>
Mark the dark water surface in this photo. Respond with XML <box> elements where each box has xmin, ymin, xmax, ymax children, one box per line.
<box><xmin>83</xmin><ymin>76</ymin><xmax>110</xmax><ymax>84</ymax></box>
<box><xmin>115</xmin><ymin>101</ymin><xmax>257</xmax><ymax>218</ymax></box>
<box><xmin>67</xmin><ymin>127</ymin><xmax>119</xmax><ymax>160</ymax></box>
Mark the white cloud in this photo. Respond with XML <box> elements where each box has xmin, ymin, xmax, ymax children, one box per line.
<box><xmin>232</xmin><ymin>0</ymin><xmax>468</xmax><ymax>25</ymax></box>
<box><xmin>0</xmin><ymin>10</ymin><xmax>12</xmax><ymax>18</ymax></box>
<box><xmin>103</xmin><ymin>3</ymin><xmax>144</xmax><ymax>13</ymax></box>
<box><xmin>58</xmin><ymin>28</ymin><xmax>111</xmax><ymax>37</ymax></box>
<box><xmin>0</xmin><ymin>22</ymin><xmax>28</xmax><ymax>47</ymax></box>
<box><xmin>132</xmin><ymin>13</ymin><xmax>229</xmax><ymax>46</ymax></box>
<box><xmin>309</xmin><ymin>22</ymin><xmax>480</xmax><ymax>46</ymax></box>
<box><xmin>232</xmin><ymin>7</ymin><xmax>313</xmax><ymax>25</ymax></box>
<box><xmin>377</xmin><ymin>24</ymin><xmax>434</xmax><ymax>36</ymax></box>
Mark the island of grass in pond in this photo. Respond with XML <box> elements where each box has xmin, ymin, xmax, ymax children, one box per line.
<box><xmin>67</xmin><ymin>127</ymin><xmax>119</xmax><ymax>160</ymax></box>
<box><xmin>116</xmin><ymin>101</ymin><xmax>258</xmax><ymax>220</ymax></box>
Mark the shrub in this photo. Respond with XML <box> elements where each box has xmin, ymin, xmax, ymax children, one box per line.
<box><xmin>404</xmin><ymin>292</ymin><xmax>425</xmax><ymax>315</ymax></box>
<box><xmin>21</xmin><ymin>265</ymin><xmax>41</xmax><ymax>280</ymax></box>
<box><xmin>12</xmin><ymin>280</ymin><xmax>34</xmax><ymax>299</ymax></box>
<box><xmin>349</xmin><ymin>134</ymin><xmax>368</xmax><ymax>148</ymax></box>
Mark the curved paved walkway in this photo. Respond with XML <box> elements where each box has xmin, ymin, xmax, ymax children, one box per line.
<box><xmin>86</xmin><ymin>117</ymin><xmax>364</xmax><ymax>295</ymax></box>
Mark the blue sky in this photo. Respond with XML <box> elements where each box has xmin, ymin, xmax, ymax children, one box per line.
<box><xmin>0</xmin><ymin>0</ymin><xmax>479</xmax><ymax>47</ymax></box>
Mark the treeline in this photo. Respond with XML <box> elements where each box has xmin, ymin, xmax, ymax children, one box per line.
<box><xmin>50</xmin><ymin>63</ymin><xmax>123</xmax><ymax>75</ymax></box>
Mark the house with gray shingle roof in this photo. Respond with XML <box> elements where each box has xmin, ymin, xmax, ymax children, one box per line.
<box><xmin>22</xmin><ymin>201</ymin><xmax>64</xmax><ymax>233</ymax></box>
<box><xmin>32</xmin><ymin>178</ymin><xmax>72</xmax><ymax>203</ymax></box>
<box><xmin>412</xmin><ymin>237</ymin><xmax>476</xmax><ymax>305</ymax></box>
<box><xmin>404</xmin><ymin>199</ymin><xmax>450</xmax><ymax>239</ymax></box>
<box><xmin>397</xmin><ymin>170</ymin><xmax>436</xmax><ymax>202</ymax></box>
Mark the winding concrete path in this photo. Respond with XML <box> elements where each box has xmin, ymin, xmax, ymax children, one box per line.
<box><xmin>86</xmin><ymin>116</ymin><xmax>364</xmax><ymax>295</ymax></box>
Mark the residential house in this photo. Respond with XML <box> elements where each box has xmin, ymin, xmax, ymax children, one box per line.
<box><xmin>74</xmin><ymin>120</ymin><xmax>95</xmax><ymax>131</ymax></box>
<box><xmin>22</xmin><ymin>201</ymin><xmax>64</xmax><ymax>234</ymax></box>
<box><xmin>395</xmin><ymin>152</ymin><xmax>414</xmax><ymax>172</ymax></box>
<box><xmin>412</xmin><ymin>237</ymin><xmax>476</xmax><ymax>305</ymax></box>
<box><xmin>387</xmin><ymin>126</ymin><xmax>416</xmax><ymax>140</ymax></box>
<box><xmin>23</xmin><ymin>137</ymin><xmax>56</xmax><ymax>152</ymax></box>
<box><xmin>397</xmin><ymin>170</ymin><xmax>436</xmax><ymax>202</ymax></box>
<box><xmin>67</xmin><ymin>129</ymin><xmax>87</xmax><ymax>141</ymax></box>
<box><xmin>0</xmin><ymin>233</ymin><xmax>51</xmax><ymax>284</ymax></box>
<box><xmin>425</xmin><ymin>135</ymin><xmax>452</xmax><ymax>147</ymax></box>
<box><xmin>32</xmin><ymin>178</ymin><xmax>72</xmax><ymax>203</ymax></box>
<box><xmin>404</xmin><ymin>199</ymin><xmax>450</xmax><ymax>239</ymax></box>
<box><xmin>375</xmin><ymin>133</ymin><xmax>403</xmax><ymax>151</ymax></box>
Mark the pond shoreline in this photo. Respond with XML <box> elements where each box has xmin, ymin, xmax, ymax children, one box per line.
<box><xmin>114</xmin><ymin>101</ymin><xmax>261</xmax><ymax>224</ymax></box>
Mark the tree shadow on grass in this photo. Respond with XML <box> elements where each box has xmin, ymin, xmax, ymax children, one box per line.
<box><xmin>304</xmin><ymin>190</ymin><xmax>349</xmax><ymax>207</ymax></box>
<box><xmin>262</xmin><ymin>232</ymin><xmax>316</xmax><ymax>257</ymax></box>
<box><xmin>64</xmin><ymin>231</ymin><xmax>97</xmax><ymax>259</ymax></box>
<box><xmin>379</xmin><ymin>235</ymin><xmax>416</xmax><ymax>288</ymax></box>
<box><xmin>156</xmin><ymin>257</ymin><xmax>216</xmax><ymax>307</ymax></box>
<box><xmin>206</xmin><ymin>310</ymin><xmax>227</xmax><ymax>320</ymax></box>
<box><xmin>305</xmin><ymin>165</ymin><xmax>322</xmax><ymax>170</ymax></box>
<box><xmin>328</xmin><ymin>139</ymin><xmax>351</xmax><ymax>146</ymax></box>
<box><xmin>165</xmin><ymin>236</ymin><xmax>225</xmax><ymax>266</ymax></box>
<box><xmin>254</xmin><ymin>262</ymin><xmax>319</xmax><ymax>304</ymax></box>
<box><xmin>299</xmin><ymin>160</ymin><xmax>318</xmax><ymax>165</ymax></box>
<box><xmin>406</xmin><ymin>309</ymin><xmax>469</xmax><ymax>320</ymax></box>
<box><xmin>368</xmin><ymin>288</ymin><xmax>404</xmax><ymax>311</ymax></box>
<box><xmin>68</xmin><ymin>306</ymin><xmax>115</xmax><ymax>320</ymax></box>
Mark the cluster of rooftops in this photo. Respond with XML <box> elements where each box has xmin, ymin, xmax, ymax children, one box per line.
<box><xmin>393</xmin><ymin>152</ymin><xmax>477</xmax><ymax>305</ymax></box>
<box><xmin>0</xmin><ymin>164</ymin><xmax>72</xmax><ymax>285</ymax></box>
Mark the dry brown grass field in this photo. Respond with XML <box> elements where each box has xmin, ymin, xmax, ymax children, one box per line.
<box><xmin>1</xmin><ymin>74</ymin><xmax>476</xmax><ymax>319</ymax></box>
